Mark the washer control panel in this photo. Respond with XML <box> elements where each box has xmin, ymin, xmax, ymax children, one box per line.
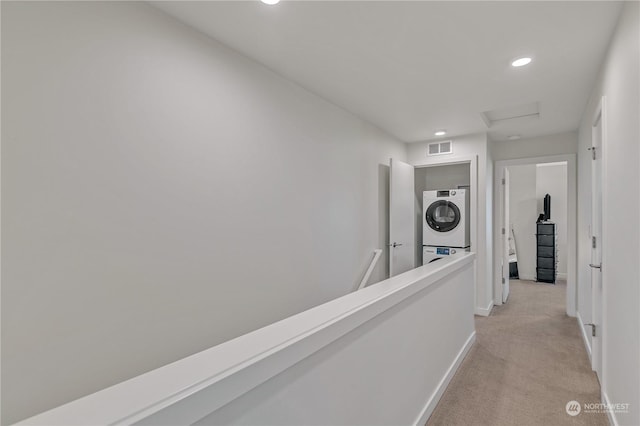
<box><xmin>436</xmin><ymin>247</ymin><xmax>457</xmax><ymax>255</ymax></box>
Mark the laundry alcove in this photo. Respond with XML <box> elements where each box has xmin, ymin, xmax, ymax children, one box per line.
<box><xmin>389</xmin><ymin>156</ymin><xmax>478</xmax><ymax>277</ymax></box>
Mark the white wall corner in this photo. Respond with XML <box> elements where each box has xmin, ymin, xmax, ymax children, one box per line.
<box><xmin>474</xmin><ymin>301</ymin><xmax>494</xmax><ymax>317</ymax></box>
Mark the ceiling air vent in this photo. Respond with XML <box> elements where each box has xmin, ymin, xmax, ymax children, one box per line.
<box><xmin>427</xmin><ymin>140</ymin><xmax>453</xmax><ymax>156</ymax></box>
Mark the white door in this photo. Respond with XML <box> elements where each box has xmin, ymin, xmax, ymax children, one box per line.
<box><xmin>502</xmin><ymin>168</ymin><xmax>510</xmax><ymax>303</ymax></box>
<box><xmin>389</xmin><ymin>158</ymin><xmax>415</xmax><ymax>277</ymax></box>
<box><xmin>590</xmin><ymin>105</ymin><xmax>604</xmax><ymax>378</ymax></box>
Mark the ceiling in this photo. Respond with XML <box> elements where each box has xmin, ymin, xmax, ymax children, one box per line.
<box><xmin>152</xmin><ymin>1</ymin><xmax>622</xmax><ymax>143</ymax></box>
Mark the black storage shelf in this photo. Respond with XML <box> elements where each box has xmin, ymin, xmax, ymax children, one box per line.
<box><xmin>536</xmin><ymin>222</ymin><xmax>557</xmax><ymax>284</ymax></box>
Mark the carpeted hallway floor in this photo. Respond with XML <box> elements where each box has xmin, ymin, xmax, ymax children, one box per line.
<box><xmin>426</xmin><ymin>280</ymin><xmax>607</xmax><ymax>426</ymax></box>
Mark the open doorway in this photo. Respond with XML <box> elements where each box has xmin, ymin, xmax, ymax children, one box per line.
<box><xmin>389</xmin><ymin>157</ymin><xmax>477</xmax><ymax>277</ymax></box>
<box><xmin>494</xmin><ymin>154</ymin><xmax>577</xmax><ymax>316</ymax></box>
<box><xmin>506</xmin><ymin>162</ymin><xmax>568</xmax><ymax>285</ymax></box>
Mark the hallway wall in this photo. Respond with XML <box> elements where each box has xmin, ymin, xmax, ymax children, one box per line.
<box><xmin>408</xmin><ymin>133</ymin><xmax>493</xmax><ymax>315</ymax></box>
<box><xmin>577</xmin><ymin>2</ymin><xmax>640</xmax><ymax>424</ymax></box>
<box><xmin>491</xmin><ymin>131</ymin><xmax>578</xmax><ymax>161</ymax></box>
<box><xmin>1</xmin><ymin>2</ymin><xmax>407</xmax><ymax>423</ymax></box>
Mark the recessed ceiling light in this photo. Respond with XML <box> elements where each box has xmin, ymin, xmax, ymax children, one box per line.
<box><xmin>511</xmin><ymin>57</ymin><xmax>532</xmax><ymax>67</ymax></box>
<box><xmin>261</xmin><ymin>0</ymin><xmax>280</xmax><ymax>4</ymax></box>
<box><xmin>434</xmin><ymin>130</ymin><xmax>447</xmax><ymax>136</ymax></box>
<box><xmin>507</xmin><ymin>135</ymin><xmax>522</xmax><ymax>140</ymax></box>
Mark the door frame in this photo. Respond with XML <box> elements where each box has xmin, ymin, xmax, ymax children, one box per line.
<box><xmin>493</xmin><ymin>154</ymin><xmax>577</xmax><ymax>317</ymax></box>
<box><xmin>590</xmin><ymin>96</ymin><xmax>607</xmax><ymax>381</ymax></box>
<box><xmin>501</xmin><ymin>168</ymin><xmax>510</xmax><ymax>303</ymax></box>
<box><xmin>413</xmin><ymin>155</ymin><xmax>478</xmax><ymax>305</ymax></box>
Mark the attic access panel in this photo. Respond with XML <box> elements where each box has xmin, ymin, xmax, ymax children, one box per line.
<box><xmin>480</xmin><ymin>101</ymin><xmax>540</xmax><ymax>127</ymax></box>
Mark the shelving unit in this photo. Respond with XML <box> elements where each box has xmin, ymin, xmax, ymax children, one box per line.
<box><xmin>536</xmin><ymin>222</ymin><xmax>557</xmax><ymax>284</ymax></box>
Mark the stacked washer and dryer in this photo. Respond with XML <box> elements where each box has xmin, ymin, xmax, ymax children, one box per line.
<box><xmin>422</xmin><ymin>189</ymin><xmax>470</xmax><ymax>264</ymax></box>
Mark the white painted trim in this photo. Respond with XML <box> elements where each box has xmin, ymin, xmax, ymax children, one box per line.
<box><xmin>602</xmin><ymin>391</ymin><xmax>618</xmax><ymax>426</ymax></box>
<box><xmin>590</xmin><ymin>95</ymin><xmax>606</xmax><ymax>386</ymax></box>
<box><xmin>474</xmin><ymin>300</ymin><xmax>494</xmax><ymax>316</ymax></box>
<box><xmin>515</xmin><ymin>274</ymin><xmax>566</xmax><ymax>282</ymax></box>
<box><xmin>412</xmin><ymin>154</ymin><xmax>476</xmax><ymax>169</ymax></box>
<box><xmin>493</xmin><ymin>154</ymin><xmax>577</xmax><ymax>318</ymax></box>
<box><xmin>413</xmin><ymin>331</ymin><xmax>476</xmax><ymax>426</ymax></box>
<box><xmin>357</xmin><ymin>249</ymin><xmax>382</xmax><ymax>290</ymax></box>
<box><xmin>536</xmin><ymin>161</ymin><xmax>568</xmax><ymax>168</ymax></box>
<box><xmin>576</xmin><ymin>312</ymin><xmax>592</xmax><ymax>364</ymax></box>
<box><xmin>493</xmin><ymin>162</ymin><xmax>504</xmax><ymax>306</ymax></box>
<box><xmin>16</xmin><ymin>255</ymin><xmax>476</xmax><ymax>426</ymax></box>
<box><xmin>598</xmin><ymin>96</ymin><xmax>608</xmax><ymax>394</ymax></box>
<box><xmin>516</xmin><ymin>274</ymin><xmax>536</xmax><ymax>281</ymax></box>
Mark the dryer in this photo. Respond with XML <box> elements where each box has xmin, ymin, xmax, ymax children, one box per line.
<box><xmin>423</xmin><ymin>189</ymin><xmax>470</xmax><ymax>248</ymax></box>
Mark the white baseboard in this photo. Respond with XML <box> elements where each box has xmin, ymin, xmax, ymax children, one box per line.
<box><xmin>474</xmin><ymin>301</ymin><xmax>494</xmax><ymax>317</ymax></box>
<box><xmin>518</xmin><ymin>274</ymin><xmax>536</xmax><ymax>281</ymax></box>
<box><xmin>602</xmin><ymin>391</ymin><xmax>618</xmax><ymax>426</ymax></box>
<box><xmin>514</xmin><ymin>273</ymin><xmax>567</xmax><ymax>282</ymax></box>
<box><xmin>414</xmin><ymin>331</ymin><xmax>476</xmax><ymax>426</ymax></box>
<box><xmin>576</xmin><ymin>312</ymin><xmax>592</xmax><ymax>365</ymax></box>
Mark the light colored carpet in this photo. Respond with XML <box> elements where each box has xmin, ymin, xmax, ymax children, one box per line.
<box><xmin>426</xmin><ymin>280</ymin><xmax>607</xmax><ymax>426</ymax></box>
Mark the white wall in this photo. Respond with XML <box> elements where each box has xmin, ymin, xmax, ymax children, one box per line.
<box><xmin>196</xmin><ymin>258</ymin><xmax>476</xmax><ymax>426</ymax></box>
<box><xmin>536</xmin><ymin>163</ymin><xmax>568</xmax><ymax>277</ymax></box>
<box><xmin>1</xmin><ymin>2</ymin><xmax>408</xmax><ymax>423</ymax></box>
<box><xmin>415</xmin><ymin>163</ymin><xmax>471</xmax><ymax>192</ymax></box>
<box><xmin>408</xmin><ymin>133</ymin><xmax>493</xmax><ymax>315</ymax></box>
<box><xmin>507</xmin><ymin>165</ymin><xmax>537</xmax><ymax>280</ymax></box>
<box><xmin>491</xmin><ymin>131</ymin><xmax>578</xmax><ymax>161</ymax></box>
<box><xmin>577</xmin><ymin>2</ymin><xmax>639</xmax><ymax>424</ymax></box>
<box><xmin>13</xmin><ymin>256</ymin><xmax>476</xmax><ymax>426</ymax></box>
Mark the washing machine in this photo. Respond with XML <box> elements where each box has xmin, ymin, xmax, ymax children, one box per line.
<box><xmin>423</xmin><ymin>189</ymin><xmax>470</xmax><ymax>248</ymax></box>
<box><xmin>423</xmin><ymin>246</ymin><xmax>463</xmax><ymax>265</ymax></box>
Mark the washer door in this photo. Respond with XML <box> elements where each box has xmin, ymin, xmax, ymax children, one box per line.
<box><xmin>425</xmin><ymin>200</ymin><xmax>461</xmax><ymax>232</ymax></box>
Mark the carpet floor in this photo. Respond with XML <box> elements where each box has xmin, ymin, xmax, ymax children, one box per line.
<box><xmin>426</xmin><ymin>279</ymin><xmax>607</xmax><ymax>426</ymax></box>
